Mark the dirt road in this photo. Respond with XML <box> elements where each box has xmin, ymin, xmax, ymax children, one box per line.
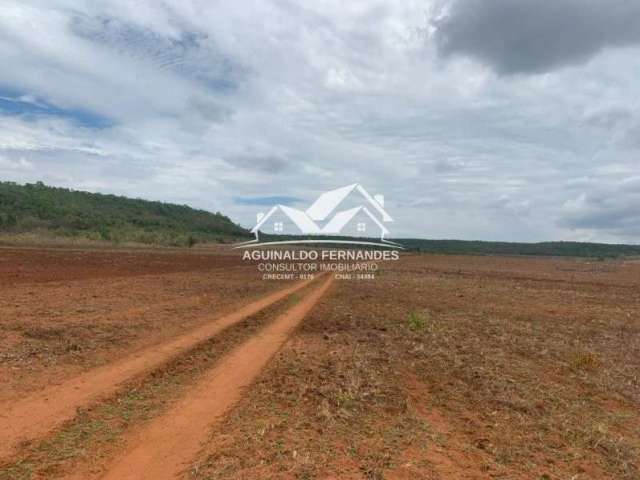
<box><xmin>0</xmin><ymin>276</ymin><xmax>315</xmax><ymax>459</ymax></box>
<box><xmin>98</xmin><ymin>275</ymin><xmax>334</xmax><ymax>480</ymax></box>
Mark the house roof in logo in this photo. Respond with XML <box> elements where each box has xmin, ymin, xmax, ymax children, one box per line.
<box><xmin>305</xmin><ymin>183</ymin><xmax>392</xmax><ymax>222</ymax></box>
<box><xmin>279</xmin><ymin>205</ymin><xmax>321</xmax><ymax>233</ymax></box>
<box><xmin>250</xmin><ymin>205</ymin><xmax>321</xmax><ymax>234</ymax></box>
<box><xmin>321</xmin><ymin>206</ymin><xmax>390</xmax><ymax>235</ymax></box>
<box><xmin>249</xmin><ymin>183</ymin><xmax>394</xmax><ymax>241</ymax></box>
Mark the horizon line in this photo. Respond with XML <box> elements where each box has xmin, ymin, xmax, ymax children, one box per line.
<box><xmin>232</xmin><ymin>239</ymin><xmax>404</xmax><ymax>250</ymax></box>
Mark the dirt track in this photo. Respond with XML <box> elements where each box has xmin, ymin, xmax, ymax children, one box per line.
<box><xmin>99</xmin><ymin>275</ymin><xmax>334</xmax><ymax>480</ymax></box>
<box><xmin>0</xmin><ymin>248</ymin><xmax>284</xmax><ymax>402</ymax></box>
<box><xmin>0</xmin><ymin>275</ymin><xmax>316</xmax><ymax>459</ymax></box>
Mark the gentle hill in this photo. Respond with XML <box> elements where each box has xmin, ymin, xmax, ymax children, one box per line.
<box><xmin>0</xmin><ymin>181</ymin><xmax>249</xmax><ymax>246</ymax></box>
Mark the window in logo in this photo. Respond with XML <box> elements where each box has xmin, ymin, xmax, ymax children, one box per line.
<box><xmin>357</xmin><ymin>222</ymin><xmax>366</xmax><ymax>232</ymax></box>
<box><xmin>274</xmin><ymin>222</ymin><xmax>284</xmax><ymax>232</ymax></box>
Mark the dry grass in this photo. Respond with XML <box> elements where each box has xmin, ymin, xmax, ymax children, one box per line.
<box><xmin>0</xmin><ymin>249</ymin><xmax>277</xmax><ymax>401</ymax></box>
<box><xmin>191</xmin><ymin>256</ymin><xmax>640</xmax><ymax>479</ymax></box>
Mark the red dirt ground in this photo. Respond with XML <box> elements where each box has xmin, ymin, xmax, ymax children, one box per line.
<box><xmin>100</xmin><ymin>276</ymin><xmax>333</xmax><ymax>480</ymax></box>
<box><xmin>0</xmin><ymin>246</ymin><xmax>242</xmax><ymax>285</ymax></box>
<box><xmin>0</xmin><ymin>247</ymin><xmax>285</xmax><ymax>402</ymax></box>
<box><xmin>0</xmin><ymin>276</ymin><xmax>317</xmax><ymax>459</ymax></box>
<box><xmin>1</xmin><ymin>249</ymin><xmax>638</xmax><ymax>480</ymax></box>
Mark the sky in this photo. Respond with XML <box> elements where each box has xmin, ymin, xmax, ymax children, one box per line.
<box><xmin>0</xmin><ymin>0</ymin><xmax>639</xmax><ymax>243</ymax></box>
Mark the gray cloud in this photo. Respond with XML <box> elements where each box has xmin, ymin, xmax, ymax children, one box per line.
<box><xmin>224</xmin><ymin>154</ymin><xmax>292</xmax><ymax>174</ymax></box>
<box><xmin>559</xmin><ymin>179</ymin><xmax>640</xmax><ymax>239</ymax></box>
<box><xmin>583</xmin><ymin>107</ymin><xmax>634</xmax><ymax>131</ymax></box>
<box><xmin>70</xmin><ymin>14</ymin><xmax>247</xmax><ymax>92</ymax></box>
<box><xmin>582</xmin><ymin>107</ymin><xmax>640</xmax><ymax>151</ymax></box>
<box><xmin>622</xmin><ymin>123</ymin><xmax>640</xmax><ymax>150</ymax></box>
<box><xmin>187</xmin><ymin>96</ymin><xmax>233</xmax><ymax>124</ymax></box>
<box><xmin>432</xmin><ymin>0</ymin><xmax>640</xmax><ymax>74</ymax></box>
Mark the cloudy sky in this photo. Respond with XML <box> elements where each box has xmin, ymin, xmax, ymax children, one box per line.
<box><xmin>0</xmin><ymin>0</ymin><xmax>639</xmax><ymax>242</ymax></box>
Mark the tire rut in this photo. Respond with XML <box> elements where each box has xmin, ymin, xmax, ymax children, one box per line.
<box><xmin>98</xmin><ymin>275</ymin><xmax>334</xmax><ymax>480</ymax></box>
<box><xmin>0</xmin><ymin>277</ymin><xmax>317</xmax><ymax>459</ymax></box>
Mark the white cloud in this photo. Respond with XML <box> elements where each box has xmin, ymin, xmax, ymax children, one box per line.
<box><xmin>0</xmin><ymin>154</ymin><xmax>34</xmax><ymax>172</ymax></box>
<box><xmin>0</xmin><ymin>0</ymin><xmax>638</xmax><ymax>242</ymax></box>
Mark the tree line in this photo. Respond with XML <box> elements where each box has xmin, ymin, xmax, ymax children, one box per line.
<box><xmin>0</xmin><ymin>181</ymin><xmax>249</xmax><ymax>246</ymax></box>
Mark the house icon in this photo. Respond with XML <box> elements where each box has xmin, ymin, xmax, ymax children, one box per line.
<box><xmin>250</xmin><ymin>184</ymin><xmax>394</xmax><ymax>242</ymax></box>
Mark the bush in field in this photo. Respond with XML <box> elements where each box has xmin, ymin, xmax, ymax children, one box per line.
<box><xmin>407</xmin><ymin>311</ymin><xmax>427</xmax><ymax>331</ymax></box>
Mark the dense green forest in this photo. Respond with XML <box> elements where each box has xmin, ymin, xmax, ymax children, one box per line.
<box><xmin>0</xmin><ymin>181</ymin><xmax>249</xmax><ymax>246</ymax></box>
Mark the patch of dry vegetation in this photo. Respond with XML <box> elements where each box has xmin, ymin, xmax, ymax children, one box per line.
<box><xmin>0</xmin><ymin>252</ymin><xmax>276</xmax><ymax>400</ymax></box>
<box><xmin>191</xmin><ymin>285</ymin><xmax>431</xmax><ymax>479</ymax></box>
<box><xmin>192</xmin><ymin>256</ymin><xmax>640</xmax><ymax>479</ymax></box>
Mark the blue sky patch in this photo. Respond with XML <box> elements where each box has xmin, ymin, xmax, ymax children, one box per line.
<box><xmin>235</xmin><ymin>195</ymin><xmax>302</xmax><ymax>206</ymax></box>
<box><xmin>0</xmin><ymin>89</ymin><xmax>113</xmax><ymax>128</ymax></box>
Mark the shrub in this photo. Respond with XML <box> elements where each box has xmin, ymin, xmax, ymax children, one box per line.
<box><xmin>407</xmin><ymin>311</ymin><xmax>427</xmax><ymax>331</ymax></box>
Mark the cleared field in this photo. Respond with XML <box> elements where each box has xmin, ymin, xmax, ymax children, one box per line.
<box><xmin>0</xmin><ymin>249</ymin><xmax>638</xmax><ymax>479</ymax></box>
<box><xmin>188</xmin><ymin>255</ymin><xmax>640</xmax><ymax>480</ymax></box>
<box><xmin>0</xmin><ymin>247</ymin><xmax>281</xmax><ymax>402</ymax></box>
<box><xmin>0</xmin><ymin>276</ymin><xmax>317</xmax><ymax>458</ymax></box>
